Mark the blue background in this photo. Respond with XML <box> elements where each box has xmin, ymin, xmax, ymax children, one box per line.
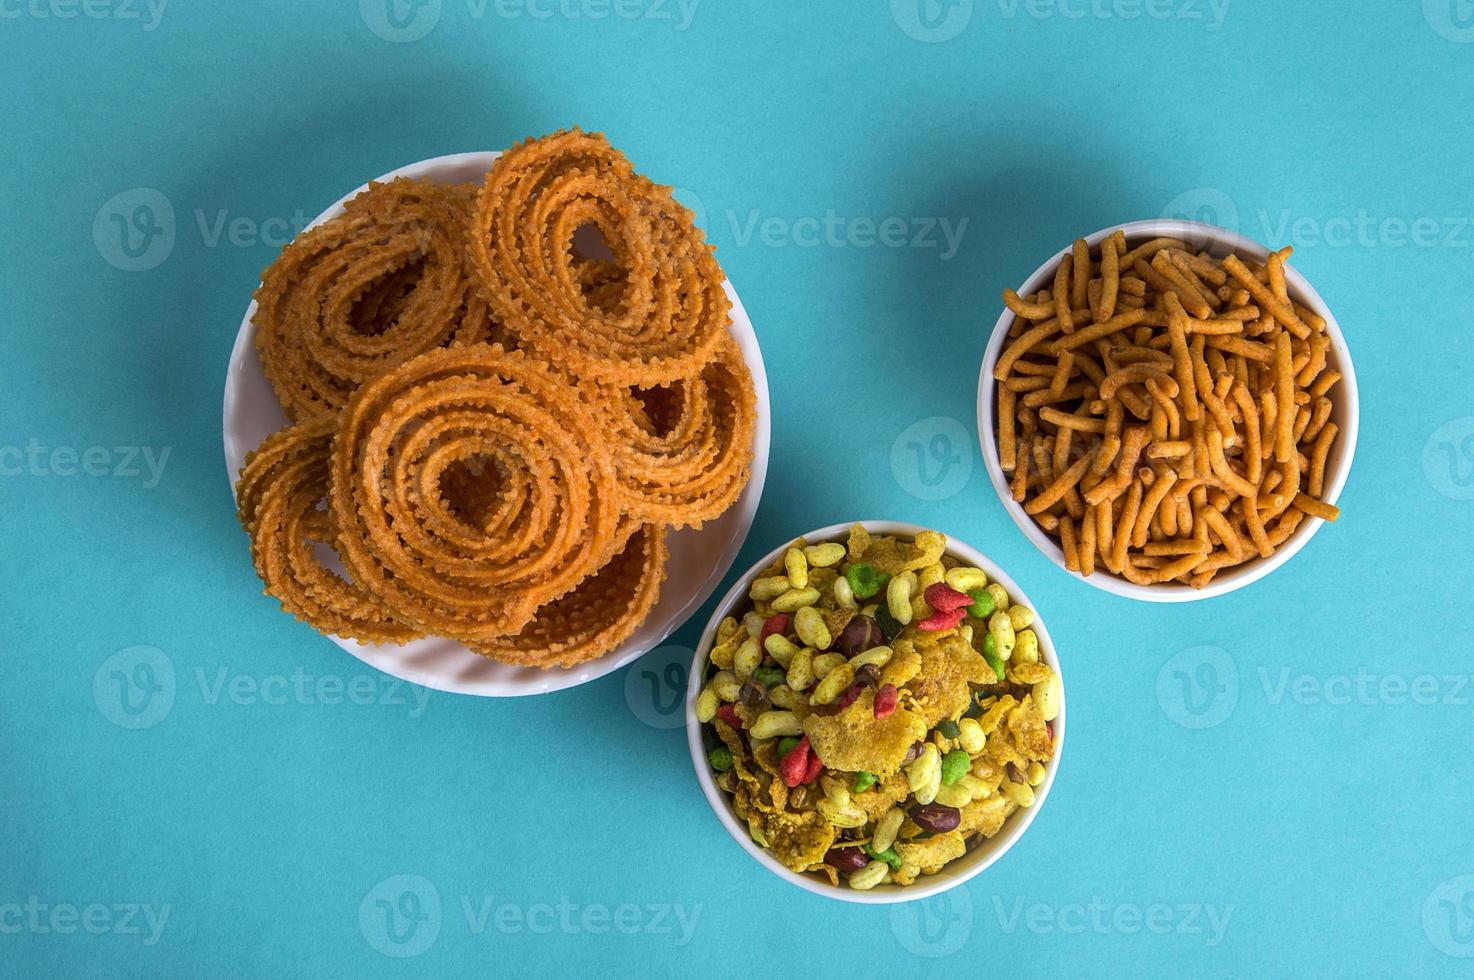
<box><xmin>3</xmin><ymin>0</ymin><xmax>1473</xmax><ymax>976</ymax></box>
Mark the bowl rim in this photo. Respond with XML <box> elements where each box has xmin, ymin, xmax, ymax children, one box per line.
<box><xmin>684</xmin><ymin>520</ymin><xmax>1066</xmax><ymax>905</ymax></box>
<box><xmin>220</xmin><ymin>150</ymin><xmax>772</xmax><ymax>696</ymax></box>
<box><xmin>976</xmin><ymin>218</ymin><xmax>1360</xmax><ymax>603</ymax></box>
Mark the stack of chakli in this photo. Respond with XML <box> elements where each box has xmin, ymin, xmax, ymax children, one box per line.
<box><xmin>237</xmin><ymin>129</ymin><xmax>757</xmax><ymax>668</ymax></box>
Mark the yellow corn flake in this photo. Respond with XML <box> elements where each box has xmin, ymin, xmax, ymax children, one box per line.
<box><xmin>747</xmin><ymin>813</ymin><xmax>769</xmax><ymax>848</ymax></box>
<box><xmin>847</xmin><ymin>523</ymin><xmax>872</xmax><ymax>561</ymax></box>
<box><xmin>803</xmin><ymin>688</ymin><xmax>927</xmax><ymax>777</ymax></box>
<box><xmin>880</xmin><ymin>641</ymin><xmax>922</xmax><ymax>687</ymax></box>
<box><xmin>983</xmin><ymin>732</ymin><xmax>1027</xmax><ymax>773</ymax></box>
<box><xmin>905</xmin><ymin>635</ymin><xmax>972</xmax><ymax>729</ymax></box>
<box><xmin>765</xmin><ymin>809</ymin><xmax>836</xmax><ymax>872</ymax></box>
<box><xmin>914</xmin><ymin>530</ymin><xmax>947</xmax><ymax>564</ymax></box>
<box><xmin>857</xmin><ymin>530</ymin><xmax>947</xmax><ymax>575</ymax></box>
<box><xmin>979</xmin><ymin>694</ymin><xmax>1017</xmax><ymax>735</ymax></box>
<box><xmin>959</xmin><ymin>793</ymin><xmax>1017</xmax><ymax>838</ymax></box>
<box><xmin>809</xmin><ymin>566</ymin><xmax>839</xmax><ymax>596</ymax></box>
<box><xmin>1007</xmin><ymin>694</ymin><xmax>1052</xmax><ymax>760</ymax></box>
<box><xmin>715</xmin><ymin>716</ymin><xmax>762</xmax><ymax>784</ymax></box>
<box><xmin>747</xmin><ymin>742</ymin><xmax>791</xmax><ymax>811</ymax></box>
<box><xmin>751</xmin><ymin>738</ymin><xmax>782</xmax><ymax>777</ymax></box>
<box><xmin>731</xmin><ymin>783</ymin><xmax>754</xmax><ymax>823</ymax></box>
<box><xmin>709</xmin><ymin>632</ymin><xmax>741</xmax><ymax>670</ymax></box>
<box><xmin>894</xmin><ymin>862</ymin><xmax>921</xmax><ymax>886</ymax></box>
<box><xmin>853</xmin><ymin>771</ymin><xmax>910</xmax><ymax>822</ymax></box>
<box><xmin>940</xmin><ymin>633</ymin><xmax>994</xmax><ymax>687</ymax></box>
<box><xmin>896</xmin><ymin>831</ymin><xmax>966</xmax><ymax>873</ymax></box>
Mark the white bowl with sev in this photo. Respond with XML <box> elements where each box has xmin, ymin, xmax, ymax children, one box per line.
<box><xmin>685</xmin><ymin>521</ymin><xmax>1066</xmax><ymax>904</ymax></box>
<box><xmin>977</xmin><ymin>220</ymin><xmax>1358</xmax><ymax>602</ymax></box>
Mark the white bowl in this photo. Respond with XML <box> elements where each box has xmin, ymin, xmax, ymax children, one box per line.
<box><xmin>685</xmin><ymin>520</ymin><xmax>1066</xmax><ymax>904</ymax></box>
<box><xmin>222</xmin><ymin>151</ymin><xmax>771</xmax><ymax>697</ymax></box>
<box><xmin>977</xmin><ymin>219</ymin><xmax>1359</xmax><ymax>603</ymax></box>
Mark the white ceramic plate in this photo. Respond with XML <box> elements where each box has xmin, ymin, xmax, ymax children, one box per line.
<box><xmin>977</xmin><ymin>219</ymin><xmax>1359</xmax><ymax>602</ymax></box>
<box><xmin>686</xmin><ymin>521</ymin><xmax>1066</xmax><ymax>904</ymax></box>
<box><xmin>223</xmin><ymin>152</ymin><xmax>771</xmax><ymax>697</ymax></box>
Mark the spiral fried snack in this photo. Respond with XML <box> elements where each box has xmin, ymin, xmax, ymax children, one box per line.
<box><xmin>595</xmin><ymin>333</ymin><xmax>757</xmax><ymax>527</ymax></box>
<box><xmin>239</xmin><ymin>134</ymin><xmax>759</xmax><ymax>670</ymax></box>
<box><xmin>329</xmin><ymin>344</ymin><xmax>622</xmax><ymax>642</ymax></box>
<box><xmin>468</xmin><ymin>523</ymin><xmax>667</xmax><ymax>668</ymax></box>
<box><xmin>470</xmin><ymin>129</ymin><xmax>729</xmax><ymax>385</ymax></box>
<box><xmin>236</xmin><ymin>416</ymin><xmax>420</xmax><ymax>645</ymax></box>
<box><xmin>254</xmin><ymin>178</ymin><xmax>488</xmax><ymax>420</ymax></box>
